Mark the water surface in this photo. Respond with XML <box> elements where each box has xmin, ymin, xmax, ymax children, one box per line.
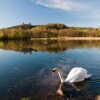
<box><xmin>0</xmin><ymin>40</ymin><xmax>100</xmax><ymax>100</ymax></box>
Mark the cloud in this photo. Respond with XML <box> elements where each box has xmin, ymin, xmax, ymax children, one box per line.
<box><xmin>31</xmin><ymin>0</ymin><xmax>100</xmax><ymax>20</ymax></box>
<box><xmin>31</xmin><ymin>0</ymin><xmax>88</xmax><ymax>11</ymax></box>
<box><xmin>30</xmin><ymin>0</ymin><xmax>100</xmax><ymax>27</ymax></box>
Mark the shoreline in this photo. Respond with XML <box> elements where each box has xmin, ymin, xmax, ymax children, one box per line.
<box><xmin>31</xmin><ymin>37</ymin><xmax>100</xmax><ymax>40</ymax></box>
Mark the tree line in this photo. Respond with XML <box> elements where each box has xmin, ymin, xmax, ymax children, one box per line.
<box><xmin>0</xmin><ymin>23</ymin><xmax>100</xmax><ymax>40</ymax></box>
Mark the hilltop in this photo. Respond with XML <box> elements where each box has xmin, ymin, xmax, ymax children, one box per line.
<box><xmin>7</xmin><ymin>23</ymin><xmax>38</xmax><ymax>29</ymax></box>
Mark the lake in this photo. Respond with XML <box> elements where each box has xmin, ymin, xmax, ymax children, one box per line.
<box><xmin>0</xmin><ymin>40</ymin><xmax>100</xmax><ymax>100</ymax></box>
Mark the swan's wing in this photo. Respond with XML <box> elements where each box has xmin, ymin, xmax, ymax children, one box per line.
<box><xmin>65</xmin><ymin>72</ymin><xmax>85</xmax><ymax>82</ymax></box>
<box><xmin>66</xmin><ymin>67</ymin><xmax>78</xmax><ymax>80</ymax></box>
<box><xmin>65</xmin><ymin>67</ymin><xmax>87</xmax><ymax>83</ymax></box>
<box><xmin>66</xmin><ymin>67</ymin><xmax>87</xmax><ymax>80</ymax></box>
<box><xmin>65</xmin><ymin>67</ymin><xmax>78</xmax><ymax>82</ymax></box>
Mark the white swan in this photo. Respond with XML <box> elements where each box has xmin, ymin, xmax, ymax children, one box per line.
<box><xmin>52</xmin><ymin>67</ymin><xmax>92</xmax><ymax>83</ymax></box>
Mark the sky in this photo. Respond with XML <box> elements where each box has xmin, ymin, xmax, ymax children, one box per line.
<box><xmin>0</xmin><ymin>0</ymin><xmax>100</xmax><ymax>28</ymax></box>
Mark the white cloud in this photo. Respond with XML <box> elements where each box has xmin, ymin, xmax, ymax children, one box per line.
<box><xmin>30</xmin><ymin>0</ymin><xmax>100</xmax><ymax>27</ymax></box>
<box><xmin>32</xmin><ymin>0</ymin><xmax>88</xmax><ymax>11</ymax></box>
<box><xmin>30</xmin><ymin>0</ymin><xmax>100</xmax><ymax>20</ymax></box>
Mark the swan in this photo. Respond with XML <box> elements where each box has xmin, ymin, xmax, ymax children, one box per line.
<box><xmin>52</xmin><ymin>67</ymin><xmax>92</xmax><ymax>83</ymax></box>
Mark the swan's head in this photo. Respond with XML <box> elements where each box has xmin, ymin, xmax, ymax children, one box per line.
<box><xmin>52</xmin><ymin>67</ymin><xmax>57</xmax><ymax>75</ymax></box>
<box><xmin>52</xmin><ymin>67</ymin><xmax>64</xmax><ymax>83</ymax></box>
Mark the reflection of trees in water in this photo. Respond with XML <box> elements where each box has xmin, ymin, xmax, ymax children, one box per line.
<box><xmin>0</xmin><ymin>40</ymin><xmax>100</xmax><ymax>53</ymax></box>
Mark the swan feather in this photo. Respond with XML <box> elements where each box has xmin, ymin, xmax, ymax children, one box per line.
<box><xmin>65</xmin><ymin>67</ymin><xmax>91</xmax><ymax>83</ymax></box>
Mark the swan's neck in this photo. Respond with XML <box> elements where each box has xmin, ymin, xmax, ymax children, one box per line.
<box><xmin>57</xmin><ymin>70</ymin><xmax>64</xmax><ymax>83</ymax></box>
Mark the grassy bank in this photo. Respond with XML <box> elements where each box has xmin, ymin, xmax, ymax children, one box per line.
<box><xmin>0</xmin><ymin>23</ymin><xmax>100</xmax><ymax>40</ymax></box>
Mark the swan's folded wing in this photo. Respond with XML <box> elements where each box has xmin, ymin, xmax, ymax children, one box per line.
<box><xmin>65</xmin><ymin>72</ymin><xmax>85</xmax><ymax>83</ymax></box>
<box><xmin>65</xmin><ymin>67</ymin><xmax>87</xmax><ymax>83</ymax></box>
<box><xmin>66</xmin><ymin>67</ymin><xmax>79</xmax><ymax>80</ymax></box>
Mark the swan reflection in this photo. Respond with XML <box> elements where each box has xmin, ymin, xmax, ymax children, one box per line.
<box><xmin>71</xmin><ymin>81</ymin><xmax>86</xmax><ymax>91</ymax></box>
<box><xmin>56</xmin><ymin>81</ymin><xmax>87</xmax><ymax>96</ymax></box>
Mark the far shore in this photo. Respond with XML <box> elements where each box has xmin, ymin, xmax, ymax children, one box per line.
<box><xmin>31</xmin><ymin>37</ymin><xmax>100</xmax><ymax>40</ymax></box>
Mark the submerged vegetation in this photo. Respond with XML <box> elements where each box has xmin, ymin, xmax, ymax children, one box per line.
<box><xmin>0</xmin><ymin>23</ymin><xmax>100</xmax><ymax>40</ymax></box>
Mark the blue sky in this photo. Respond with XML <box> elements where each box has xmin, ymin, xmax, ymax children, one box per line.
<box><xmin>0</xmin><ymin>0</ymin><xmax>100</xmax><ymax>28</ymax></box>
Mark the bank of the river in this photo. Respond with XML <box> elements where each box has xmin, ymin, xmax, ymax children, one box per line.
<box><xmin>31</xmin><ymin>37</ymin><xmax>100</xmax><ymax>40</ymax></box>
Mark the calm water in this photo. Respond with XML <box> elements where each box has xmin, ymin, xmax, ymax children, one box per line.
<box><xmin>0</xmin><ymin>40</ymin><xmax>100</xmax><ymax>100</ymax></box>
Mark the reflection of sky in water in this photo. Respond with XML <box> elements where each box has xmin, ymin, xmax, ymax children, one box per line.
<box><xmin>0</xmin><ymin>45</ymin><xmax>100</xmax><ymax>99</ymax></box>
